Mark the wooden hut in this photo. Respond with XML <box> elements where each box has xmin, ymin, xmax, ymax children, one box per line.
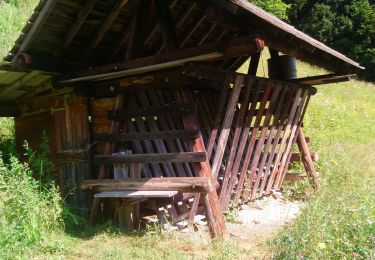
<box><xmin>0</xmin><ymin>0</ymin><xmax>362</xmax><ymax>237</ymax></box>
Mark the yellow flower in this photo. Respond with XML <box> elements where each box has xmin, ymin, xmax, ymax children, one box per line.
<box><xmin>318</xmin><ymin>242</ymin><xmax>326</xmax><ymax>249</ymax></box>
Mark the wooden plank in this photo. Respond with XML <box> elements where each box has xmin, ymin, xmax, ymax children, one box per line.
<box><xmin>108</xmin><ymin>103</ymin><xmax>197</xmax><ymax>120</ymax></box>
<box><xmin>211</xmin><ymin>75</ymin><xmax>243</xmax><ymax>179</ymax></box>
<box><xmin>81</xmin><ymin>177</ymin><xmax>212</xmax><ymax>193</ymax></box>
<box><xmin>56</xmin><ymin>36</ymin><xmax>263</xmax><ymax>84</ymax></box>
<box><xmin>93</xmin><ymin>152</ymin><xmax>207</xmax><ymax>164</ymax></box>
<box><xmin>290</xmin><ymin>74</ymin><xmax>354</xmax><ymax>86</ymax></box>
<box><xmin>95</xmin><ymin>130</ymin><xmax>199</xmax><ymax>142</ymax></box>
<box><xmin>94</xmin><ymin>190</ymin><xmax>178</xmax><ymax>198</ymax></box>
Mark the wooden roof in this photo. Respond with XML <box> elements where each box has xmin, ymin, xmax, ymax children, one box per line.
<box><xmin>3</xmin><ymin>0</ymin><xmax>362</xmax><ymax>72</ymax></box>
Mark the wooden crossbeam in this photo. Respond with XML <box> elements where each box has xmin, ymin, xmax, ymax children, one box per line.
<box><xmin>125</xmin><ymin>0</ymin><xmax>150</xmax><ymax>61</ymax></box>
<box><xmin>95</xmin><ymin>130</ymin><xmax>199</xmax><ymax>142</ymax></box>
<box><xmin>290</xmin><ymin>74</ymin><xmax>354</xmax><ymax>85</ymax></box>
<box><xmin>85</xmin><ymin>0</ymin><xmax>129</xmax><ymax>58</ymax></box>
<box><xmin>93</xmin><ymin>152</ymin><xmax>207</xmax><ymax>165</ymax></box>
<box><xmin>55</xmin><ymin>36</ymin><xmax>264</xmax><ymax>85</ymax></box>
<box><xmin>108</xmin><ymin>103</ymin><xmax>196</xmax><ymax>120</ymax></box>
<box><xmin>81</xmin><ymin>177</ymin><xmax>212</xmax><ymax>193</ymax></box>
<box><xmin>58</xmin><ymin>0</ymin><xmax>98</xmax><ymax>55</ymax></box>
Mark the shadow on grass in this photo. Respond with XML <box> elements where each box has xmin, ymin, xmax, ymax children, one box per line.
<box><xmin>62</xmin><ymin>206</ymin><xmax>160</xmax><ymax>241</ymax></box>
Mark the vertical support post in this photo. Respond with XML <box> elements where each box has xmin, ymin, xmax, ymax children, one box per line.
<box><xmin>296</xmin><ymin>128</ymin><xmax>320</xmax><ymax>189</ymax></box>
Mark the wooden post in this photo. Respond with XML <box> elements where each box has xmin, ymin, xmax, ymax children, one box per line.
<box><xmin>296</xmin><ymin>128</ymin><xmax>320</xmax><ymax>189</ymax></box>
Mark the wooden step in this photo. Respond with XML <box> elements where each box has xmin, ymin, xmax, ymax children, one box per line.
<box><xmin>93</xmin><ymin>152</ymin><xmax>207</xmax><ymax>165</ymax></box>
<box><xmin>81</xmin><ymin>177</ymin><xmax>212</xmax><ymax>193</ymax></box>
<box><xmin>94</xmin><ymin>190</ymin><xmax>178</xmax><ymax>198</ymax></box>
<box><xmin>94</xmin><ymin>130</ymin><xmax>199</xmax><ymax>142</ymax></box>
<box><xmin>108</xmin><ymin>103</ymin><xmax>197</xmax><ymax>120</ymax></box>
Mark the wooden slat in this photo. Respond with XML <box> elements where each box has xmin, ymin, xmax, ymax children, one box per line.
<box><xmin>222</xmin><ymin>78</ymin><xmax>260</xmax><ymax>209</ymax></box>
<box><xmin>95</xmin><ymin>130</ymin><xmax>199</xmax><ymax>142</ymax></box>
<box><xmin>211</xmin><ymin>75</ymin><xmax>243</xmax><ymax>179</ymax></box>
<box><xmin>108</xmin><ymin>103</ymin><xmax>196</xmax><ymax>120</ymax></box>
<box><xmin>94</xmin><ymin>190</ymin><xmax>178</xmax><ymax>198</ymax></box>
<box><xmin>231</xmin><ymin>81</ymin><xmax>272</xmax><ymax>207</ymax></box>
<box><xmin>246</xmin><ymin>86</ymin><xmax>283</xmax><ymax>201</ymax></box>
<box><xmin>81</xmin><ymin>177</ymin><xmax>212</xmax><ymax>193</ymax></box>
<box><xmin>206</xmin><ymin>80</ymin><xmax>230</xmax><ymax>159</ymax></box>
<box><xmin>93</xmin><ymin>152</ymin><xmax>207</xmax><ymax>164</ymax></box>
<box><xmin>219</xmin><ymin>77</ymin><xmax>252</xmax><ymax>209</ymax></box>
<box><xmin>255</xmin><ymin>84</ymin><xmax>291</xmax><ymax>198</ymax></box>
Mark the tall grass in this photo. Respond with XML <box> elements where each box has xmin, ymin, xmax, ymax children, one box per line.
<box><xmin>269</xmin><ymin>70</ymin><xmax>375</xmax><ymax>258</ymax></box>
<box><xmin>0</xmin><ymin>156</ymin><xmax>66</xmax><ymax>259</ymax></box>
<box><xmin>0</xmin><ymin>0</ymin><xmax>38</xmax><ymax>58</ymax></box>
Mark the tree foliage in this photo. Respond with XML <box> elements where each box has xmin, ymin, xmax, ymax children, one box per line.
<box><xmin>249</xmin><ymin>0</ymin><xmax>291</xmax><ymax>19</ymax></box>
<box><xmin>284</xmin><ymin>0</ymin><xmax>375</xmax><ymax>81</ymax></box>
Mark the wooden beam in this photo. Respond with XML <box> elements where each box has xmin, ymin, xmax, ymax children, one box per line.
<box><xmin>95</xmin><ymin>130</ymin><xmax>199</xmax><ymax>142</ymax></box>
<box><xmin>56</xmin><ymin>36</ymin><xmax>264</xmax><ymax>85</ymax></box>
<box><xmin>108</xmin><ymin>103</ymin><xmax>196</xmax><ymax>120</ymax></box>
<box><xmin>57</xmin><ymin>0</ymin><xmax>98</xmax><ymax>55</ymax></box>
<box><xmin>296</xmin><ymin>128</ymin><xmax>320</xmax><ymax>189</ymax></box>
<box><xmin>85</xmin><ymin>0</ymin><xmax>129</xmax><ymax>58</ymax></box>
<box><xmin>0</xmin><ymin>104</ymin><xmax>20</xmax><ymax>117</ymax></box>
<box><xmin>290</xmin><ymin>74</ymin><xmax>354</xmax><ymax>85</ymax></box>
<box><xmin>155</xmin><ymin>0</ymin><xmax>178</xmax><ymax>51</ymax></box>
<box><xmin>11</xmin><ymin>53</ymin><xmax>83</xmax><ymax>73</ymax></box>
<box><xmin>93</xmin><ymin>152</ymin><xmax>207</xmax><ymax>165</ymax></box>
<box><xmin>125</xmin><ymin>0</ymin><xmax>150</xmax><ymax>61</ymax></box>
<box><xmin>81</xmin><ymin>177</ymin><xmax>213</xmax><ymax>193</ymax></box>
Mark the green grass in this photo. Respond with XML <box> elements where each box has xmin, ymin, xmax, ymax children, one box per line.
<box><xmin>0</xmin><ymin>0</ymin><xmax>38</xmax><ymax>58</ymax></box>
<box><xmin>268</xmin><ymin>63</ymin><xmax>375</xmax><ymax>259</ymax></box>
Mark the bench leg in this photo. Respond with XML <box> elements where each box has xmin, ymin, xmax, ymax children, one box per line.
<box><xmin>118</xmin><ymin>205</ymin><xmax>134</xmax><ymax>233</ymax></box>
